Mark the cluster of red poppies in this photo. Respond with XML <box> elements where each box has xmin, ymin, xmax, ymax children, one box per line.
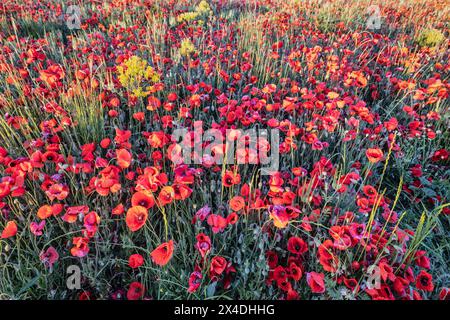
<box><xmin>0</xmin><ymin>0</ymin><xmax>449</xmax><ymax>300</ymax></box>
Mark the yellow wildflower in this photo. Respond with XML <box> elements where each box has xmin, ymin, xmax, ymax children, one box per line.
<box><xmin>195</xmin><ymin>1</ymin><xmax>212</xmax><ymax>15</ymax></box>
<box><xmin>176</xmin><ymin>1</ymin><xmax>212</xmax><ymax>24</ymax></box>
<box><xmin>117</xmin><ymin>56</ymin><xmax>160</xmax><ymax>98</ymax></box>
<box><xmin>180</xmin><ymin>39</ymin><xmax>196</xmax><ymax>57</ymax></box>
<box><xmin>177</xmin><ymin>11</ymin><xmax>199</xmax><ymax>23</ymax></box>
<box><xmin>416</xmin><ymin>29</ymin><xmax>445</xmax><ymax>48</ymax></box>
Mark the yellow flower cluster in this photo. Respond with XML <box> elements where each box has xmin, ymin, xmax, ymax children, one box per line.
<box><xmin>176</xmin><ymin>1</ymin><xmax>212</xmax><ymax>23</ymax></box>
<box><xmin>416</xmin><ymin>28</ymin><xmax>445</xmax><ymax>48</ymax></box>
<box><xmin>177</xmin><ymin>11</ymin><xmax>199</xmax><ymax>23</ymax></box>
<box><xmin>180</xmin><ymin>39</ymin><xmax>196</xmax><ymax>57</ymax></box>
<box><xmin>196</xmin><ymin>0</ymin><xmax>212</xmax><ymax>15</ymax></box>
<box><xmin>117</xmin><ymin>56</ymin><xmax>160</xmax><ymax>98</ymax></box>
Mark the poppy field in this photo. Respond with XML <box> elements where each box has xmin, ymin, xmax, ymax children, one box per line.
<box><xmin>0</xmin><ymin>0</ymin><xmax>449</xmax><ymax>300</ymax></box>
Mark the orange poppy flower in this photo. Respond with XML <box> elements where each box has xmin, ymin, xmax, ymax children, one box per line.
<box><xmin>1</xmin><ymin>220</ymin><xmax>17</xmax><ymax>239</ymax></box>
<box><xmin>116</xmin><ymin>149</ymin><xmax>132</xmax><ymax>169</ymax></box>
<box><xmin>147</xmin><ymin>96</ymin><xmax>161</xmax><ymax>111</ymax></box>
<box><xmin>222</xmin><ymin>170</ymin><xmax>241</xmax><ymax>187</ymax></box>
<box><xmin>90</xmin><ymin>165</ymin><xmax>122</xmax><ymax>196</ymax></box>
<box><xmin>150</xmin><ymin>240</ymin><xmax>174</xmax><ymax>266</ymax></box>
<box><xmin>269</xmin><ymin>206</ymin><xmax>290</xmax><ymax>228</ymax></box>
<box><xmin>39</xmin><ymin>65</ymin><xmax>65</xmax><ymax>87</ymax></box>
<box><xmin>173</xmin><ymin>184</ymin><xmax>192</xmax><ymax>200</ymax></box>
<box><xmin>70</xmin><ymin>237</ymin><xmax>90</xmax><ymax>257</ymax></box>
<box><xmin>45</xmin><ymin>183</ymin><xmax>69</xmax><ymax>201</ymax></box>
<box><xmin>132</xmin><ymin>112</ymin><xmax>145</xmax><ymax>122</ymax></box>
<box><xmin>158</xmin><ymin>186</ymin><xmax>175</xmax><ymax>206</ymax></box>
<box><xmin>366</xmin><ymin>148</ymin><xmax>384</xmax><ymax>163</ymax></box>
<box><xmin>112</xmin><ymin>203</ymin><xmax>125</xmax><ymax>216</ymax></box>
<box><xmin>126</xmin><ymin>206</ymin><xmax>148</xmax><ymax>232</ymax></box>
<box><xmin>131</xmin><ymin>191</ymin><xmax>155</xmax><ymax>209</ymax></box>
<box><xmin>37</xmin><ymin>204</ymin><xmax>62</xmax><ymax>220</ymax></box>
<box><xmin>62</xmin><ymin>205</ymin><xmax>89</xmax><ymax>224</ymax></box>
<box><xmin>37</xmin><ymin>205</ymin><xmax>53</xmax><ymax>220</ymax></box>
<box><xmin>229</xmin><ymin>196</ymin><xmax>245</xmax><ymax>211</ymax></box>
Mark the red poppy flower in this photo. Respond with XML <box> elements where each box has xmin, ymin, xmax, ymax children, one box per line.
<box><xmin>188</xmin><ymin>271</ymin><xmax>203</xmax><ymax>293</ymax></box>
<box><xmin>229</xmin><ymin>196</ymin><xmax>245</xmax><ymax>211</ymax></box>
<box><xmin>269</xmin><ymin>172</ymin><xmax>284</xmax><ymax>193</ymax></box>
<box><xmin>78</xmin><ymin>292</ymin><xmax>94</xmax><ymax>300</ymax></box>
<box><xmin>133</xmin><ymin>112</ymin><xmax>145</xmax><ymax>122</ymax></box>
<box><xmin>70</xmin><ymin>237</ymin><xmax>90</xmax><ymax>257</ymax></box>
<box><xmin>45</xmin><ymin>183</ymin><xmax>69</xmax><ymax>201</ymax></box>
<box><xmin>362</xmin><ymin>185</ymin><xmax>378</xmax><ymax>198</ymax></box>
<box><xmin>222</xmin><ymin>170</ymin><xmax>240</xmax><ymax>187</ymax></box>
<box><xmin>100</xmin><ymin>138</ymin><xmax>111</xmax><ymax>149</ymax></box>
<box><xmin>129</xmin><ymin>254</ymin><xmax>144</xmax><ymax>269</ymax></box>
<box><xmin>345</xmin><ymin>277</ymin><xmax>360</xmax><ymax>292</ymax></box>
<box><xmin>273</xmin><ymin>265</ymin><xmax>287</xmax><ymax>282</ymax></box>
<box><xmin>414</xmin><ymin>250</ymin><xmax>430</xmax><ymax>269</ymax></box>
<box><xmin>209</xmin><ymin>256</ymin><xmax>227</xmax><ymax>279</ymax></box>
<box><xmin>439</xmin><ymin>288</ymin><xmax>450</xmax><ymax>300</ymax></box>
<box><xmin>287</xmin><ymin>236</ymin><xmax>308</xmax><ymax>255</ymax></box>
<box><xmin>42</xmin><ymin>151</ymin><xmax>58</xmax><ymax>162</ymax></box>
<box><xmin>37</xmin><ymin>205</ymin><xmax>53</xmax><ymax>220</ymax></box>
<box><xmin>173</xmin><ymin>183</ymin><xmax>192</xmax><ymax>200</ymax></box>
<box><xmin>116</xmin><ymin>149</ymin><xmax>132</xmax><ymax>169</ymax></box>
<box><xmin>131</xmin><ymin>191</ymin><xmax>155</xmax><ymax>209</ymax></box>
<box><xmin>126</xmin><ymin>206</ymin><xmax>148</xmax><ymax>232</ymax></box>
<box><xmin>112</xmin><ymin>203</ymin><xmax>124</xmax><ymax>216</ymax></box>
<box><xmin>366</xmin><ymin>148</ymin><xmax>384</xmax><ymax>163</ymax></box>
<box><xmin>83</xmin><ymin>211</ymin><xmax>100</xmax><ymax>236</ymax></box>
<box><xmin>62</xmin><ymin>205</ymin><xmax>89</xmax><ymax>224</ymax></box>
<box><xmin>266</xmin><ymin>251</ymin><xmax>278</xmax><ymax>269</ymax></box>
<box><xmin>147</xmin><ymin>96</ymin><xmax>161</xmax><ymax>111</ymax></box>
<box><xmin>227</xmin><ymin>212</ymin><xmax>238</xmax><ymax>225</ymax></box>
<box><xmin>158</xmin><ymin>186</ymin><xmax>175</xmax><ymax>206</ymax></box>
<box><xmin>306</xmin><ymin>272</ymin><xmax>326</xmax><ymax>294</ymax></box>
<box><xmin>39</xmin><ymin>64</ymin><xmax>65</xmax><ymax>87</ymax></box>
<box><xmin>167</xmin><ymin>92</ymin><xmax>178</xmax><ymax>101</ymax></box>
<box><xmin>431</xmin><ymin>149</ymin><xmax>448</xmax><ymax>162</ymax></box>
<box><xmin>287</xmin><ymin>289</ymin><xmax>300</xmax><ymax>300</ymax></box>
<box><xmin>415</xmin><ymin>270</ymin><xmax>434</xmax><ymax>292</ymax></box>
<box><xmin>40</xmin><ymin>246</ymin><xmax>59</xmax><ymax>268</ymax></box>
<box><xmin>115</xmin><ymin>128</ymin><xmax>131</xmax><ymax>148</ymax></box>
<box><xmin>150</xmin><ymin>240</ymin><xmax>174</xmax><ymax>266</ymax></box>
<box><xmin>268</xmin><ymin>205</ymin><xmax>290</xmax><ymax>228</ymax></box>
<box><xmin>384</xmin><ymin>117</ymin><xmax>398</xmax><ymax>131</ymax></box>
<box><xmin>90</xmin><ymin>165</ymin><xmax>121</xmax><ymax>196</ymax></box>
<box><xmin>207</xmin><ymin>214</ymin><xmax>228</xmax><ymax>233</ymax></box>
<box><xmin>127</xmin><ymin>282</ymin><xmax>145</xmax><ymax>300</ymax></box>
<box><xmin>195</xmin><ymin>233</ymin><xmax>211</xmax><ymax>258</ymax></box>
<box><xmin>1</xmin><ymin>220</ymin><xmax>17</xmax><ymax>239</ymax></box>
<box><xmin>288</xmin><ymin>262</ymin><xmax>303</xmax><ymax>281</ymax></box>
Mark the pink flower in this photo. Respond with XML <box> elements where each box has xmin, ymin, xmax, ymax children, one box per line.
<box><xmin>306</xmin><ymin>272</ymin><xmax>326</xmax><ymax>294</ymax></box>
<box><xmin>188</xmin><ymin>271</ymin><xmax>203</xmax><ymax>293</ymax></box>
<box><xmin>40</xmin><ymin>247</ymin><xmax>59</xmax><ymax>268</ymax></box>
<box><xmin>30</xmin><ymin>220</ymin><xmax>45</xmax><ymax>236</ymax></box>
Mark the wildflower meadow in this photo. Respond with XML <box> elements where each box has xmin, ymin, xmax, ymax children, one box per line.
<box><xmin>0</xmin><ymin>0</ymin><xmax>449</xmax><ymax>302</ymax></box>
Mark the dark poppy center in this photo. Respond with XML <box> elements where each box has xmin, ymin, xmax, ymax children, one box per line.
<box><xmin>139</xmin><ymin>200</ymin><xmax>148</xmax><ymax>207</ymax></box>
<box><xmin>420</xmin><ymin>277</ymin><xmax>429</xmax><ymax>286</ymax></box>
